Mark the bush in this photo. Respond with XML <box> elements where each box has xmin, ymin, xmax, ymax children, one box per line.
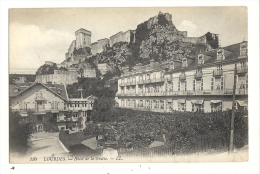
<box><xmin>9</xmin><ymin>110</ymin><xmax>33</xmax><ymax>155</ymax></box>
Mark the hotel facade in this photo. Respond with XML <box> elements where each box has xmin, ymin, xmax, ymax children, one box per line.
<box><xmin>116</xmin><ymin>41</ymin><xmax>248</xmax><ymax>113</ymax></box>
<box><xmin>10</xmin><ymin>82</ymin><xmax>97</xmax><ymax>132</ymax></box>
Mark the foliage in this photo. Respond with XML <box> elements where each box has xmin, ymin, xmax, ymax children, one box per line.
<box><xmin>205</xmin><ymin>32</ymin><xmax>219</xmax><ymax>49</ymax></box>
<box><xmin>91</xmin><ymin>97</ymin><xmax>116</xmax><ymax>122</ymax></box>
<box><xmin>35</xmin><ymin>63</ymin><xmax>58</xmax><ymax>75</ymax></box>
<box><xmin>9</xmin><ymin>109</ymin><xmax>33</xmax><ymax>155</ymax></box>
<box><xmin>85</xmin><ymin>108</ymin><xmax>248</xmax><ymax>150</ymax></box>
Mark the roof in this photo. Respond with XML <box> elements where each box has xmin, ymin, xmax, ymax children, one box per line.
<box><xmin>69</xmin><ymin>95</ymin><xmax>98</xmax><ymax>102</ymax></box>
<box><xmin>10</xmin><ymin>82</ymin><xmax>68</xmax><ymax>101</ymax></box>
<box><xmin>120</xmin><ymin>41</ymin><xmax>247</xmax><ymax>79</ymax></box>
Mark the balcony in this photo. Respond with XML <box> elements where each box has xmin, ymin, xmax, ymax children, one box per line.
<box><xmin>137</xmin><ymin>81</ymin><xmax>144</xmax><ymax>85</ymax></box>
<box><xmin>237</xmin><ymin>66</ymin><xmax>248</xmax><ymax>75</ymax></box>
<box><xmin>149</xmin><ymin>78</ymin><xmax>165</xmax><ymax>83</ymax></box>
<box><xmin>213</xmin><ymin>70</ymin><xmax>223</xmax><ymax>77</ymax></box>
<box><xmin>143</xmin><ymin>79</ymin><xmax>151</xmax><ymax>84</ymax></box>
<box><xmin>194</xmin><ymin>72</ymin><xmax>203</xmax><ymax>80</ymax></box>
<box><xmin>166</xmin><ymin>77</ymin><xmax>172</xmax><ymax>81</ymax></box>
<box><xmin>125</xmin><ymin>82</ymin><xmax>131</xmax><ymax>86</ymax></box>
<box><xmin>179</xmin><ymin>74</ymin><xmax>186</xmax><ymax>81</ymax></box>
<box><xmin>130</xmin><ymin>81</ymin><xmax>136</xmax><ymax>86</ymax></box>
<box><xmin>119</xmin><ymin>83</ymin><xmax>125</xmax><ymax>87</ymax></box>
<box><xmin>35</xmin><ymin>95</ymin><xmax>46</xmax><ymax>101</ymax></box>
<box><xmin>34</xmin><ymin>108</ymin><xmax>46</xmax><ymax>115</ymax></box>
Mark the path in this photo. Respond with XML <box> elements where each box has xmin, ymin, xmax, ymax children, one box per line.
<box><xmin>24</xmin><ymin>132</ymin><xmax>69</xmax><ymax>162</ymax></box>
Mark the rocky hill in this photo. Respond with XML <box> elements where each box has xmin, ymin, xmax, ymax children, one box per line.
<box><xmin>86</xmin><ymin>12</ymin><xmax>218</xmax><ymax>71</ymax></box>
<box><xmin>35</xmin><ymin>12</ymin><xmax>219</xmax><ymax>77</ymax></box>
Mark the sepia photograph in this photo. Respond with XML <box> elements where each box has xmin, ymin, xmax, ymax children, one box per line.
<box><xmin>8</xmin><ymin>7</ymin><xmax>250</xmax><ymax>164</ymax></box>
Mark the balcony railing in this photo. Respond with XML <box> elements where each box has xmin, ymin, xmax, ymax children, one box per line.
<box><xmin>137</xmin><ymin>81</ymin><xmax>144</xmax><ymax>85</ymax></box>
<box><xmin>143</xmin><ymin>79</ymin><xmax>151</xmax><ymax>84</ymax></box>
<box><xmin>237</xmin><ymin>66</ymin><xmax>248</xmax><ymax>74</ymax></box>
<box><xmin>194</xmin><ymin>72</ymin><xmax>203</xmax><ymax>79</ymax></box>
<box><xmin>213</xmin><ymin>70</ymin><xmax>223</xmax><ymax>77</ymax></box>
<box><xmin>116</xmin><ymin>88</ymin><xmax>248</xmax><ymax>97</ymax></box>
<box><xmin>130</xmin><ymin>81</ymin><xmax>136</xmax><ymax>85</ymax></box>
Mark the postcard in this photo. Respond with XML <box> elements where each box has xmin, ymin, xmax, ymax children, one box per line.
<box><xmin>8</xmin><ymin>7</ymin><xmax>249</xmax><ymax>164</ymax></box>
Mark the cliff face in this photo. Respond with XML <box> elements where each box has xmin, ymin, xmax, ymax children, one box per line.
<box><xmin>84</xmin><ymin>12</ymin><xmax>218</xmax><ymax>73</ymax></box>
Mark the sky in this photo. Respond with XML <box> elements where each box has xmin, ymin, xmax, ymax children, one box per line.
<box><xmin>9</xmin><ymin>7</ymin><xmax>248</xmax><ymax>74</ymax></box>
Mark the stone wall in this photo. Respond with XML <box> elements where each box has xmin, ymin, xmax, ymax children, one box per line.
<box><xmin>35</xmin><ymin>71</ymin><xmax>78</xmax><ymax>85</ymax></box>
<box><xmin>90</xmin><ymin>38</ymin><xmax>109</xmax><ymax>55</ymax></box>
<box><xmin>109</xmin><ymin>30</ymin><xmax>133</xmax><ymax>47</ymax></box>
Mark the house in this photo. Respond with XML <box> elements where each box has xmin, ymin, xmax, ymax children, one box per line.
<box><xmin>9</xmin><ymin>82</ymin><xmax>98</xmax><ymax>132</ymax></box>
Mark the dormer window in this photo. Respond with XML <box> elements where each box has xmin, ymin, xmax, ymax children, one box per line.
<box><xmin>240</xmin><ymin>41</ymin><xmax>247</xmax><ymax>57</ymax></box>
<box><xmin>198</xmin><ymin>54</ymin><xmax>204</xmax><ymax>65</ymax></box>
<box><xmin>217</xmin><ymin>48</ymin><xmax>225</xmax><ymax>61</ymax></box>
<box><xmin>182</xmin><ymin>58</ymin><xmax>188</xmax><ymax>68</ymax></box>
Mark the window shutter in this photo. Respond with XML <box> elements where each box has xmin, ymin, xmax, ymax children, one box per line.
<box><xmin>193</xmin><ymin>79</ymin><xmax>196</xmax><ymax>91</ymax></box>
<box><xmin>221</xmin><ymin>76</ymin><xmax>224</xmax><ymax>90</ymax></box>
<box><xmin>211</xmin><ymin>77</ymin><xmax>215</xmax><ymax>90</ymax></box>
<box><xmin>201</xmin><ymin>78</ymin><xmax>203</xmax><ymax>90</ymax></box>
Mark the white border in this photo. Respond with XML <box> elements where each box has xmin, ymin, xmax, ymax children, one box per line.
<box><xmin>1</xmin><ymin>1</ymin><xmax>259</xmax><ymax>174</ymax></box>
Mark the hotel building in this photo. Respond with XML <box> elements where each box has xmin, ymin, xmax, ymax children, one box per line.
<box><xmin>116</xmin><ymin>41</ymin><xmax>248</xmax><ymax>113</ymax></box>
<box><xmin>10</xmin><ymin>82</ymin><xmax>97</xmax><ymax>132</ymax></box>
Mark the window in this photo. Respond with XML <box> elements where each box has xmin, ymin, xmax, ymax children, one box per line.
<box><xmin>51</xmin><ymin>101</ymin><xmax>58</xmax><ymax>109</ymax></box>
<box><xmin>197</xmin><ymin>104</ymin><xmax>204</xmax><ymax>112</ymax></box>
<box><xmin>192</xmin><ymin>104</ymin><xmax>195</xmax><ymax>112</ymax></box>
<box><xmin>184</xmin><ymin>81</ymin><xmax>187</xmax><ymax>91</ymax></box>
<box><xmin>211</xmin><ymin>102</ymin><xmax>222</xmax><ymax>112</ymax></box>
<box><xmin>160</xmin><ymin>100</ymin><xmax>164</xmax><ymax>109</ymax></box>
<box><xmin>178</xmin><ymin>81</ymin><xmax>181</xmax><ymax>91</ymax></box>
<box><xmin>179</xmin><ymin>103</ymin><xmax>186</xmax><ymax>111</ymax></box>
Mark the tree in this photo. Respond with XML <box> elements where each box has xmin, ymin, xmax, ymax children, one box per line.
<box><xmin>91</xmin><ymin>97</ymin><xmax>115</xmax><ymax>122</ymax></box>
<box><xmin>9</xmin><ymin>109</ymin><xmax>33</xmax><ymax>155</ymax></box>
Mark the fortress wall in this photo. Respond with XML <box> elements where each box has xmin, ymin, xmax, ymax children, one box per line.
<box><xmin>182</xmin><ymin>36</ymin><xmax>206</xmax><ymax>44</ymax></box>
<box><xmin>109</xmin><ymin>32</ymin><xmax>123</xmax><ymax>46</ymax></box>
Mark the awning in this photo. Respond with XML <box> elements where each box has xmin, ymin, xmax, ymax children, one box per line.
<box><xmin>191</xmin><ymin>100</ymin><xmax>204</xmax><ymax>105</ymax></box>
<box><xmin>178</xmin><ymin>99</ymin><xmax>186</xmax><ymax>104</ymax></box>
<box><xmin>236</xmin><ymin>100</ymin><xmax>248</xmax><ymax>107</ymax></box>
<box><xmin>211</xmin><ymin>100</ymin><xmax>222</xmax><ymax>104</ymax></box>
<box><xmin>20</xmin><ymin>113</ymin><xmax>28</xmax><ymax>117</ymax></box>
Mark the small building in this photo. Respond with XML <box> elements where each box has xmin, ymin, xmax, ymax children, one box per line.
<box><xmin>98</xmin><ymin>63</ymin><xmax>112</xmax><ymax>75</ymax></box>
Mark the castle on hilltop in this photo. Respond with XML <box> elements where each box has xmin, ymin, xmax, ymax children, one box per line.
<box><xmin>36</xmin><ymin>12</ymin><xmax>220</xmax><ymax>85</ymax></box>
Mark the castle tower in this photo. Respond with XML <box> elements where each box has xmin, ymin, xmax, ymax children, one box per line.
<box><xmin>75</xmin><ymin>28</ymin><xmax>91</xmax><ymax>49</ymax></box>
